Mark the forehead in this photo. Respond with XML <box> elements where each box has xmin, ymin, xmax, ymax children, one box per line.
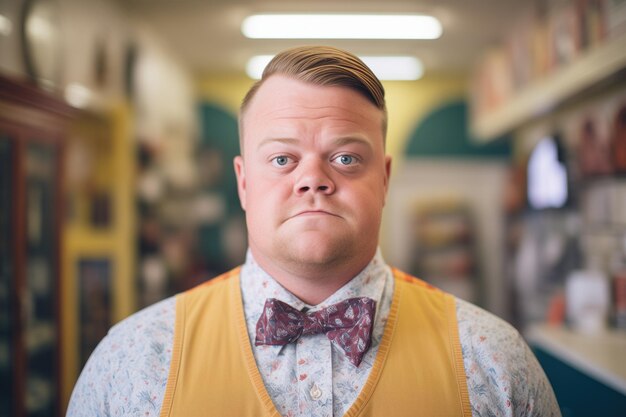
<box><xmin>242</xmin><ymin>75</ymin><xmax>384</xmax><ymax>142</ymax></box>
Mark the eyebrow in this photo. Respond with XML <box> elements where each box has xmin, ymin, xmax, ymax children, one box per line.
<box><xmin>257</xmin><ymin>136</ymin><xmax>373</xmax><ymax>151</ymax></box>
<box><xmin>333</xmin><ymin>136</ymin><xmax>373</xmax><ymax>149</ymax></box>
<box><xmin>257</xmin><ymin>137</ymin><xmax>299</xmax><ymax>150</ymax></box>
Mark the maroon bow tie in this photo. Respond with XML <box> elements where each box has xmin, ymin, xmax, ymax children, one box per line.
<box><xmin>255</xmin><ymin>297</ymin><xmax>376</xmax><ymax>367</ymax></box>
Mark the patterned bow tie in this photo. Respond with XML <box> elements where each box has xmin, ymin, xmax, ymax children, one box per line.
<box><xmin>255</xmin><ymin>297</ymin><xmax>376</xmax><ymax>367</ymax></box>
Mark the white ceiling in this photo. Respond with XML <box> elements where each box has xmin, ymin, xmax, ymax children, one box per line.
<box><xmin>116</xmin><ymin>0</ymin><xmax>528</xmax><ymax>77</ymax></box>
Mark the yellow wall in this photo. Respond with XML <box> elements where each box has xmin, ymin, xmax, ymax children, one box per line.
<box><xmin>61</xmin><ymin>103</ymin><xmax>135</xmax><ymax>411</ymax></box>
<box><xmin>196</xmin><ymin>73</ymin><xmax>255</xmax><ymax>115</ymax></box>
<box><xmin>195</xmin><ymin>72</ymin><xmax>468</xmax><ymax>171</ymax></box>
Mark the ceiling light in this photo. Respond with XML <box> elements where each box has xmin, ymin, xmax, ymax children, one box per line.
<box><xmin>246</xmin><ymin>55</ymin><xmax>423</xmax><ymax>81</ymax></box>
<box><xmin>65</xmin><ymin>83</ymin><xmax>92</xmax><ymax>108</ymax></box>
<box><xmin>242</xmin><ymin>14</ymin><xmax>442</xmax><ymax>40</ymax></box>
<box><xmin>360</xmin><ymin>56</ymin><xmax>423</xmax><ymax>80</ymax></box>
<box><xmin>246</xmin><ymin>55</ymin><xmax>274</xmax><ymax>79</ymax></box>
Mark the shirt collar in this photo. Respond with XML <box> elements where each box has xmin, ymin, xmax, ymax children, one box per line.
<box><xmin>240</xmin><ymin>248</ymin><xmax>389</xmax><ymax>356</ymax></box>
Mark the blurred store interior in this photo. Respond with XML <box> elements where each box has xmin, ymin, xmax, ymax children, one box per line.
<box><xmin>1</xmin><ymin>0</ymin><xmax>626</xmax><ymax>415</ymax></box>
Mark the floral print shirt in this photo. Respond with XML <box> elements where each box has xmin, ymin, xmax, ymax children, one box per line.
<box><xmin>67</xmin><ymin>250</ymin><xmax>560</xmax><ymax>417</ymax></box>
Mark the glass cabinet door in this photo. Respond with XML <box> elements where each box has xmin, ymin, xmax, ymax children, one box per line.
<box><xmin>24</xmin><ymin>142</ymin><xmax>58</xmax><ymax>417</ymax></box>
<box><xmin>0</xmin><ymin>135</ymin><xmax>13</xmax><ymax>417</ymax></box>
<box><xmin>1</xmin><ymin>75</ymin><xmax>69</xmax><ymax>417</ymax></box>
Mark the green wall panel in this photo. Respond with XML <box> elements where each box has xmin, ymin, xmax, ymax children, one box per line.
<box><xmin>404</xmin><ymin>101</ymin><xmax>511</xmax><ymax>159</ymax></box>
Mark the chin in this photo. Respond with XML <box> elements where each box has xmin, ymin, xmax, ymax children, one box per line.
<box><xmin>297</xmin><ymin>244</ymin><xmax>341</xmax><ymax>264</ymax></box>
<box><xmin>284</xmin><ymin>237</ymin><xmax>349</xmax><ymax>267</ymax></box>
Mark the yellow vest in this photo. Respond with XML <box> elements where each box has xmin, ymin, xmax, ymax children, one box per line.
<box><xmin>160</xmin><ymin>268</ymin><xmax>471</xmax><ymax>417</ymax></box>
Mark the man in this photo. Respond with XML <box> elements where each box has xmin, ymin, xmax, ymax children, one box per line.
<box><xmin>68</xmin><ymin>46</ymin><xmax>560</xmax><ymax>417</ymax></box>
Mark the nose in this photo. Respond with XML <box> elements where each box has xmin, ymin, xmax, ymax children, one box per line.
<box><xmin>293</xmin><ymin>158</ymin><xmax>336</xmax><ymax>196</ymax></box>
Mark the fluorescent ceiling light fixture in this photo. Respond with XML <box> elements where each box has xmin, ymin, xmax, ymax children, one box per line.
<box><xmin>242</xmin><ymin>14</ymin><xmax>442</xmax><ymax>39</ymax></box>
<box><xmin>246</xmin><ymin>55</ymin><xmax>423</xmax><ymax>81</ymax></box>
<box><xmin>360</xmin><ymin>56</ymin><xmax>423</xmax><ymax>81</ymax></box>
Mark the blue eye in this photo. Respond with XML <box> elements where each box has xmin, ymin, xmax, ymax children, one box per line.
<box><xmin>273</xmin><ymin>156</ymin><xmax>290</xmax><ymax>166</ymax></box>
<box><xmin>336</xmin><ymin>155</ymin><xmax>354</xmax><ymax>165</ymax></box>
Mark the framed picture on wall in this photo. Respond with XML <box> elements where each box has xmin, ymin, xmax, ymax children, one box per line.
<box><xmin>78</xmin><ymin>258</ymin><xmax>112</xmax><ymax>367</ymax></box>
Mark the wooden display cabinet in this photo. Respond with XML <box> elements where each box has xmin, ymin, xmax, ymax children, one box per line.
<box><xmin>0</xmin><ymin>75</ymin><xmax>73</xmax><ymax>417</ymax></box>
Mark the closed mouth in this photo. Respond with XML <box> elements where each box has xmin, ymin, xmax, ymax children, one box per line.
<box><xmin>293</xmin><ymin>210</ymin><xmax>340</xmax><ymax>218</ymax></box>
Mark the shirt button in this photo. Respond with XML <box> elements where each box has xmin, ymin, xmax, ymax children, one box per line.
<box><xmin>310</xmin><ymin>383</ymin><xmax>322</xmax><ymax>400</ymax></box>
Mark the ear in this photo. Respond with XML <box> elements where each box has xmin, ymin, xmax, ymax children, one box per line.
<box><xmin>382</xmin><ymin>155</ymin><xmax>392</xmax><ymax>206</ymax></box>
<box><xmin>233</xmin><ymin>156</ymin><xmax>247</xmax><ymax>210</ymax></box>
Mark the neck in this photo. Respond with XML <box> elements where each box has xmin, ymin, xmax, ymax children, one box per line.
<box><xmin>250</xmin><ymin>248</ymin><xmax>375</xmax><ymax>305</ymax></box>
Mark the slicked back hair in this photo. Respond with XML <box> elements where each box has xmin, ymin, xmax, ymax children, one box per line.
<box><xmin>238</xmin><ymin>46</ymin><xmax>387</xmax><ymax>150</ymax></box>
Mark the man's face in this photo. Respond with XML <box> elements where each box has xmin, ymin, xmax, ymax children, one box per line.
<box><xmin>234</xmin><ymin>75</ymin><xmax>391</xmax><ymax>276</ymax></box>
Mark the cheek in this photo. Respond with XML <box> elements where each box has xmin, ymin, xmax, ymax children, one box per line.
<box><xmin>349</xmin><ymin>175</ymin><xmax>387</xmax><ymax>203</ymax></box>
<box><xmin>246</xmin><ymin>177</ymin><xmax>290</xmax><ymax>210</ymax></box>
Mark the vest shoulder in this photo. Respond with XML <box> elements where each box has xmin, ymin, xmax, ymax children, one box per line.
<box><xmin>184</xmin><ymin>267</ymin><xmax>241</xmax><ymax>295</ymax></box>
<box><xmin>392</xmin><ymin>268</ymin><xmax>447</xmax><ymax>295</ymax></box>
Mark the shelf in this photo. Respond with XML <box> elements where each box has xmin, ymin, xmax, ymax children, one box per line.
<box><xmin>526</xmin><ymin>324</ymin><xmax>626</xmax><ymax>395</ymax></box>
<box><xmin>582</xmin><ymin>224</ymin><xmax>626</xmax><ymax>237</ymax></box>
<box><xmin>472</xmin><ymin>31</ymin><xmax>626</xmax><ymax>142</ymax></box>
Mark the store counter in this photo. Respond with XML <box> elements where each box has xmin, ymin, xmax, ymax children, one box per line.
<box><xmin>527</xmin><ymin>325</ymin><xmax>626</xmax><ymax>417</ymax></box>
